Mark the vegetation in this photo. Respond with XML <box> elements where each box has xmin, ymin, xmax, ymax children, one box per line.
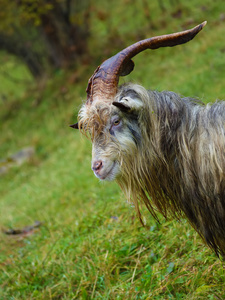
<box><xmin>0</xmin><ymin>0</ymin><xmax>90</xmax><ymax>78</ymax></box>
<box><xmin>1</xmin><ymin>0</ymin><xmax>225</xmax><ymax>299</ymax></box>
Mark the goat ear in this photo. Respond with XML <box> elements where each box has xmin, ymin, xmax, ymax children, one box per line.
<box><xmin>70</xmin><ymin>123</ymin><xmax>79</xmax><ymax>129</ymax></box>
<box><xmin>112</xmin><ymin>101</ymin><xmax>131</xmax><ymax>112</ymax></box>
<box><xmin>113</xmin><ymin>95</ymin><xmax>143</xmax><ymax>112</ymax></box>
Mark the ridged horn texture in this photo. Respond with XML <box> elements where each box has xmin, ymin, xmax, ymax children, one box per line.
<box><xmin>86</xmin><ymin>21</ymin><xmax>207</xmax><ymax>105</ymax></box>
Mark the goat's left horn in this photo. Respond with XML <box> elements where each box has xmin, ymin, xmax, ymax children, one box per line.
<box><xmin>86</xmin><ymin>21</ymin><xmax>207</xmax><ymax>105</ymax></box>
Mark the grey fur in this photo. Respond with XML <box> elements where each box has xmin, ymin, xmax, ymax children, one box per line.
<box><xmin>79</xmin><ymin>83</ymin><xmax>225</xmax><ymax>257</ymax></box>
<box><xmin>116</xmin><ymin>84</ymin><xmax>225</xmax><ymax>257</ymax></box>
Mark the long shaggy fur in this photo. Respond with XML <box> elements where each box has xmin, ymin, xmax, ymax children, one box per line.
<box><xmin>79</xmin><ymin>83</ymin><xmax>225</xmax><ymax>257</ymax></box>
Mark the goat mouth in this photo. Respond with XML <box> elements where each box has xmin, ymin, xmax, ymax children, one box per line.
<box><xmin>95</xmin><ymin>161</ymin><xmax>118</xmax><ymax>181</ymax></box>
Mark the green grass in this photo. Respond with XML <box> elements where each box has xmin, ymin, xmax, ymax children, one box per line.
<box><xmin>1</xmin><ymin>1</ymin><xmax>225</xmax><ymax>299</ymax></box>
<box><xmin>0</xmin><ymin>53</ymin><xmax>32</xmax><ymax>101</ymax></box>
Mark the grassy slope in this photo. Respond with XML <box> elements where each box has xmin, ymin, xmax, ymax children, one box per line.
<box><xmin>0</xmin><ymin>53</ymin><xmax>32</xmax><ymax>100</ymax></box>
<box><xmin>1</xmin><ymin>1</ymin><xmax>225</xmax><ymax>299</ymax></box>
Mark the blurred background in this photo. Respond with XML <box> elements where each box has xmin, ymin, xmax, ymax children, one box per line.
<box><xmin>1</xmin><ymin>0</ymin><xmax>225</xmax><ymax>100</ymax></box>
<box><xmin>0</xmin><ymin>0</ymin><xmax>225</xmax><ymax>299</ymax></box>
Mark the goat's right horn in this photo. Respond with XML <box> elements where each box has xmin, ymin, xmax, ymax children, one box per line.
<box><xmin>86</xmin><ymin>21</ymin><xmax>206</xmax><ymax>106</ymax></box>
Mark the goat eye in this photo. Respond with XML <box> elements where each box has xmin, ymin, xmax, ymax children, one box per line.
<box><xmin>113</xmin><ymin>119</ymin><xmax>120</xmax><ymax>126</ymax></box>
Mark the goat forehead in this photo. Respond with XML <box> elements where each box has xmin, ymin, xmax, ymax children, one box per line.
<box><xmin>88</xmin><ymin>103</ymin><xmax>118</xmax><ymax>123</ymax></box>
<box><xmin>79</xmin><ymin>102</ymin><xmax>118</xmax><ymax>138</ymax></box>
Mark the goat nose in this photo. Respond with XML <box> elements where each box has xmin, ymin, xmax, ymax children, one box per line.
<box><xmin>92</xmin><ymin>160</ymin><xmax>103</xmax><ymax>172</ymax></box>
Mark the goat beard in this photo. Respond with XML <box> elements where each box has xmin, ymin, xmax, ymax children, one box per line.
<box><xmin>116</xmin><ymin>87</ymin><xmax>225</xmax><ymax>258</ymax></box>
<box><xmin>117</xmin><ymin>134</ymin><xmax>225</xmax><ymax>258</ymax></box>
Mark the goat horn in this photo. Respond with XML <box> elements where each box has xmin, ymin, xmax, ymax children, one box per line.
<box><xmin>86</xmin><ymin>21</ymin><xmax>207</xmax><ymax>105</ymax></box>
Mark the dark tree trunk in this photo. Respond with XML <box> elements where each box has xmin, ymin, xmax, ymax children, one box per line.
<box><xmin>0</xmin><ymin>34</ymin><xmax>44</xmax><ymax>78</ymax></box>
<box><xmin>0</xmin><ymin>0</ymin><xmax>90</xmax><ymax>78</ymax></box>
<box><xmin>40</xmin><ymin>14</ymin><xmax>66</xmax><ymax>68</ymax></box>
<box><xmin>39</xmin><ymin>0</ymin><xmax>90</xmax><ymax>68</ymax></box>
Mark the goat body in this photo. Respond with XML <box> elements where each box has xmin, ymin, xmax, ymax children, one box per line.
<box><xmin>79</xmin><ymin>83</ymin><xmax>225</xmax><ymax>257</ymax></box>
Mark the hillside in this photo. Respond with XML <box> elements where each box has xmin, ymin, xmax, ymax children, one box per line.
<box><xmin>1</xmin><ymin>1</ymin><xmax>225</xmax><ymax>299</ymax></box>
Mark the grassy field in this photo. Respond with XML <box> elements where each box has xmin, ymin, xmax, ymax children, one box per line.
<box><xmin>1</xmin><ymin>1</ymin><xmax>225</xmax><ymax>299</ymax></box>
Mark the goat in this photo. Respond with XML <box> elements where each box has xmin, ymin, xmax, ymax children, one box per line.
<box><xmin>71</xmin><ymin>22</ymin><xmax>225</xmax><ymax>257</ymax></box>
